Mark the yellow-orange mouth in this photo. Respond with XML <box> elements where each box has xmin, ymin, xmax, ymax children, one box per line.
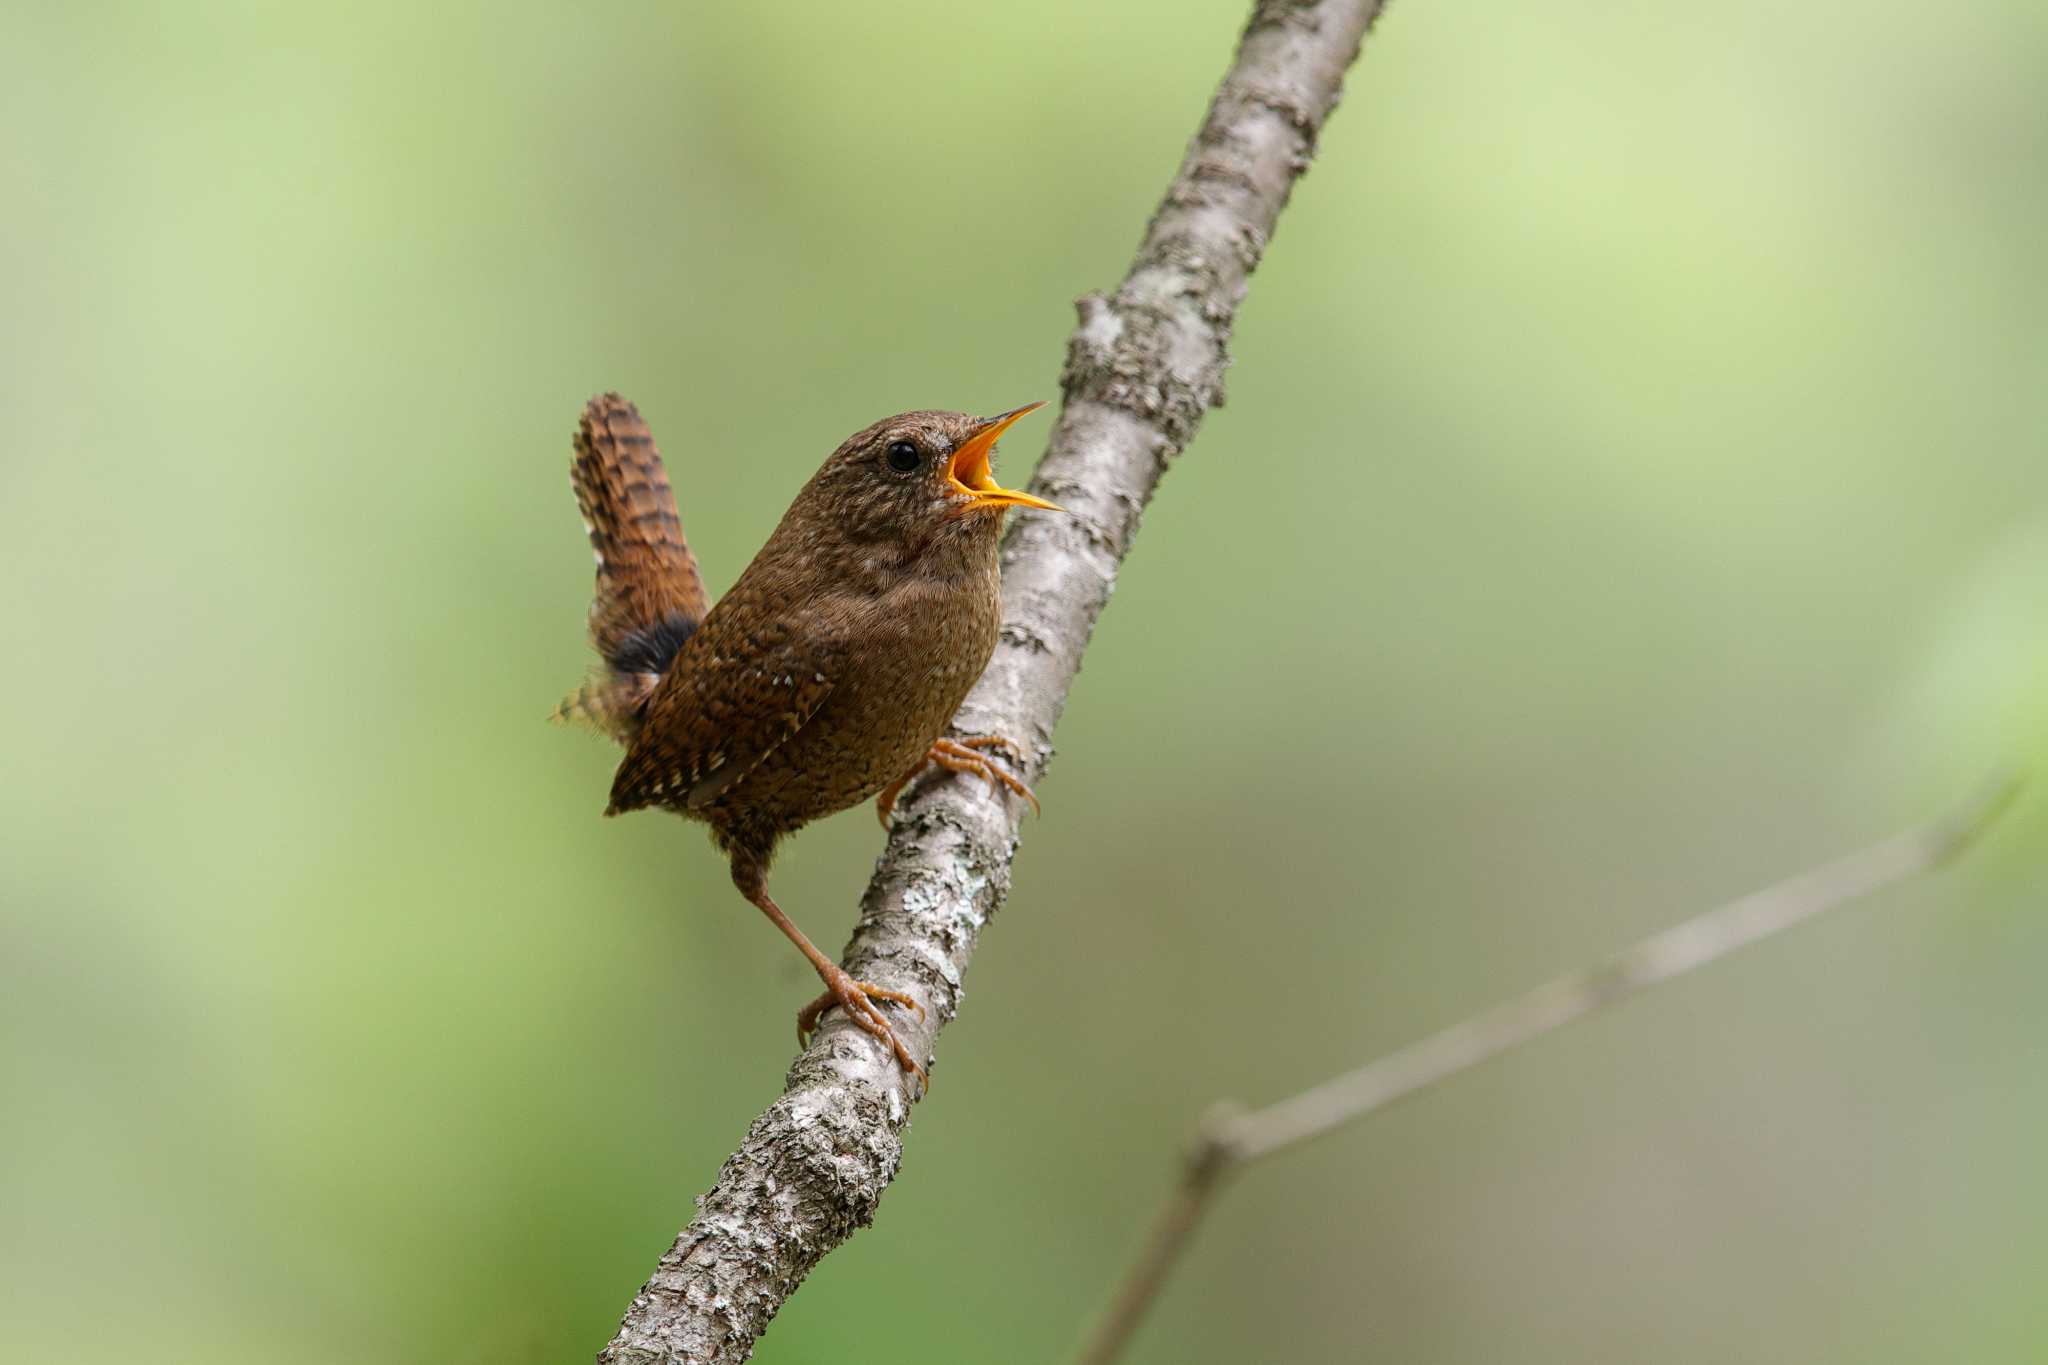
<box><xmin>948</xmin><ymin>402</ymin><xmax>1060</xmax><ymax>513</ymax></box>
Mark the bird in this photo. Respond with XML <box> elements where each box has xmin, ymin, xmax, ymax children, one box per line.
<box><xmin>555</xmin><ymin>392</ymin><xmax>1059</xmax><ymax>1086</ymax></box>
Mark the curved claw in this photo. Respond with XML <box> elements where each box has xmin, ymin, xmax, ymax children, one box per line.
<box><xmin>876</xmin><ymin>735</ymin><xmax>1041</xmax><ymax>826</ymax></box>
<box><xmin>943</xmin><ymin>737</ymin><xmax>1041</xmax><ymax>816</ymax></box>
<box><xmin>796</xmin><ymin>971</ymin><xmax>928</xmax><ymax>1090</ymax></box>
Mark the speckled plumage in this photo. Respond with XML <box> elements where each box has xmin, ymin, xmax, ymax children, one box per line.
<box><xmin>560</xmin><ymin>393</ymin><xmax>1052</xmax><ymax>1083</ymax></box>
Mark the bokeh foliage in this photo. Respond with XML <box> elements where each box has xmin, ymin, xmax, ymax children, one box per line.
<box><xmin>4</xmin><ymin>1</ymin><xmax>2045</xmax><ymax>1361</ymax></box>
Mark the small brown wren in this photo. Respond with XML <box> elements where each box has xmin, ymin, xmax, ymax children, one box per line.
<box><xmin>556</xmin><ymin>393</ymin><xmax>1058</xmax><ymax>1085</ymax></box>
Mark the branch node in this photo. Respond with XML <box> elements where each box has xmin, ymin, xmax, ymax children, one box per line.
<box><xmin>1188</xmin><ymin>1101</ymin><xmax>1251</xmax><ymax>1184</ymax></box>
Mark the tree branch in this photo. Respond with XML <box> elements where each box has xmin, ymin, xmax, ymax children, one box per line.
<box><xmin>1069</xmin><ymin>773</ymin><xmax>2022</xmax><ymax>1365</ymax></box>
<box><xmin>596</xmin><ymin>3</ymin><xmax>1393</xmax><ymax>1361</ymax></box>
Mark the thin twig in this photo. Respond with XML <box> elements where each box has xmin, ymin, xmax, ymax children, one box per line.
<box><xmin>1072</xmin><ymin>773</ymin><xmax>2021</xmax><ymax>1365</ymax></box>
<box><xmin>596</xmin><ymin>4</ymin><xmax>1394</xmax><ymax>1361</ymax></box>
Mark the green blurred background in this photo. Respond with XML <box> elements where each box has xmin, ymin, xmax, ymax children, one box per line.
<box><xmin>5</xmin><ymin>1</ymin><xmax>2045</xmax><ymax>1360</ymax></box>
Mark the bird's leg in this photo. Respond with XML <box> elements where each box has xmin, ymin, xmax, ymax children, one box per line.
<box><xmin>873</xmin><ymin>764</ymin><xmax>919</xmax><ymax>830</ymax></box>
<box><xmin>875</xmin><ymin>735</ymin><xmax>1041</xmax><ymax>827</ymax></box>
<box><xmin>730</xmin><ymin>858</ymin><xmax>927</xmax><ymax>1088</ymax></box>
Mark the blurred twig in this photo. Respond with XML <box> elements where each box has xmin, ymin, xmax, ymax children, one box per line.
<box><xmin>1070</xmin><ymin>773</ymin><xmax>2020</xmax><ymax>1365</ymax></box>
<box><xmin>596</xmin><ymin>3</ymin><xmax>1394</xmax><ymax>1361</ymax></box>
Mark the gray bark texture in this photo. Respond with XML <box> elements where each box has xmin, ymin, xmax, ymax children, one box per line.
<box><xmin>597</xmin><ymin>3</ymin><xmax>1391</xmax><ymax>1361</ymax></box>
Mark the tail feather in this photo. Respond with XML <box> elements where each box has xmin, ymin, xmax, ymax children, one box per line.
<box><xmin>550</xmin><ymin>669</ymin><xmax>663</xmax><ymax>744</ymax></box>
<box><xmin>572</xmin><ymin>392</ymin><xmax>710</xmax><ymax>668</ymax></box>
<box><xmin>561</xmin><ymin>393</ymin><xmax>710</xmax><ymax>745</ymax></box>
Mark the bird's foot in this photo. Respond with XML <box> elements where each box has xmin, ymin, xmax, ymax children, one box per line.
<box><xmin>876</xmin><ymin>736</ymin><xmax>1041</xmax><ymax>828</ymax></box>
<box><xmin>797</xmin><ymin>966</ymin><xmax>928</xmax><ymax>1088</ymax></box>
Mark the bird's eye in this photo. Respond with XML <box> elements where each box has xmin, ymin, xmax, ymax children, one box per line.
<box><xmin>884</xmin><ymin>439</ymin><xmax>921</xmax><ymax>474</ymax></box>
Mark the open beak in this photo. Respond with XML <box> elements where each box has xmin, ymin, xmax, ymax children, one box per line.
<box><xmin>948</xmin><ymin>402</ymin><xmax>1061</xmax><ymax>513</ymax></box>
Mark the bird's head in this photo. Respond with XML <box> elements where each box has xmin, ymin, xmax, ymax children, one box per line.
<box><xmin>799</xmin><ymin>404</ymin><xmax>1060</xmax><ymax>553</ymax></box>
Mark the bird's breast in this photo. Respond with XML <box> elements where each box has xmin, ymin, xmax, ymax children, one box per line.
<box><xmin>741</xmin><ymin>569</ymin><xmax>1002</xmax><ymax>824</ymax></box>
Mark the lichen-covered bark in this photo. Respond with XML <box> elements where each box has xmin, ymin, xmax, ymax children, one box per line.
<box><xmin>598</xmin><ymin>3</ymin><xmax>1391</xmax><ymax>1360</ymax></box>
